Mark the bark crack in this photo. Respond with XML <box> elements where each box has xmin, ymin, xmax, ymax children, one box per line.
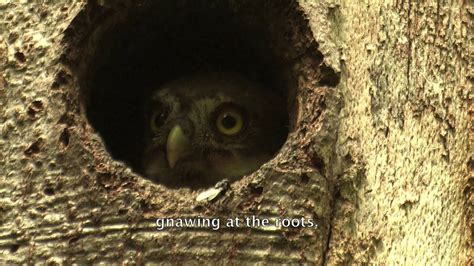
<box><xmin>407</xmin><ymin>0</ymin><xmax>413</xmax><ymax>88</ymax></box>
<box><xmin>321</xmin><ymin>193</ymin><xmax>337</xmax><ymax>266</ymax></box>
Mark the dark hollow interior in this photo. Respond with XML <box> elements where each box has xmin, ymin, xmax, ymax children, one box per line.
<box><xmin>76</xmin><ymin>0</ymin><xmax>325</xmax><ymax>182</ymax></box>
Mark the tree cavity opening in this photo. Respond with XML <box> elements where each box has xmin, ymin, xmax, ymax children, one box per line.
<box><xmin>69</xmin><ymin>0</ymin><xmax>332</xmax><ymax>187</ymax></box>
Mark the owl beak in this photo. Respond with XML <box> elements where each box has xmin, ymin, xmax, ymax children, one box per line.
<box><xmin>166</xmin><ymin>125</ymin><xmax>191</xmax><ymax>169</ymax></box>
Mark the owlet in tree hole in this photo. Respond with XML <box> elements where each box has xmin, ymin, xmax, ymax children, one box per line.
<box><xmin>143</xmin><ymin>72</ymin><xmax>287</xmax><ymax>188</ymax></box>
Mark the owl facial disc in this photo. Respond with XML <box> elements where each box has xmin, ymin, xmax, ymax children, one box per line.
<box><xmin>143</xmin><ymin>71</ymin><xmax>288</xmax><ymax>188</ymax></box>
<box><xmin>166</xmin><ymin>124</ymin><xmax>191</xmax><ymax>168</ymax></box>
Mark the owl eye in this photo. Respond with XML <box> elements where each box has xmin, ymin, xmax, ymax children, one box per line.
<box><xmin>216</xmin><ymin>107</ymin><xmax>245</xmax><ymax>136</ymax></box>
<box><xmin>151</xmin><ymin>109</ymin><xmax>169</xmax><ymax>131</ymax></box>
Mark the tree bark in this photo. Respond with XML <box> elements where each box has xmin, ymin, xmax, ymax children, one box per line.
<box><xmin>0</xmin><ymin>0</ymin><xmax>471</xmax><ymax>264</ymax></box>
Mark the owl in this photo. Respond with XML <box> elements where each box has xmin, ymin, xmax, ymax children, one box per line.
<box><xmin>142</xmin><ymin>72</ymin><xmax>287</xmax><ymax>188</ymax></box>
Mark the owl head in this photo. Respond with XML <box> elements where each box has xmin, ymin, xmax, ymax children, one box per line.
<box><xmin>142</xmin><ymin>72</ymin><xmax>287</xmax><ymax>188</ymax></box>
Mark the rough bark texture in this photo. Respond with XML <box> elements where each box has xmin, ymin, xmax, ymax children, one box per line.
<box><xmin>0</xmin><ymin>0</ymin><xmax>471</xmax><ymax>265</ymax></box>
<box><xmin>313</xmin><ymin>0</ymin><xmax>472</xmax><ymax>264</ymax></box>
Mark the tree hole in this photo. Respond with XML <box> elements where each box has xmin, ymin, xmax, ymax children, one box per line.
<box><xmin>66</xmin><ymin>0</ymin><xmax>333</xmax><ymax>188</ymax></box>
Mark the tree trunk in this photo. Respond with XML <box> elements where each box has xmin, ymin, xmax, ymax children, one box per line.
<box><xmin>0</xmin><ymin>0</ymin><xmax>470</xmax><ymax>264</ymax></box>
